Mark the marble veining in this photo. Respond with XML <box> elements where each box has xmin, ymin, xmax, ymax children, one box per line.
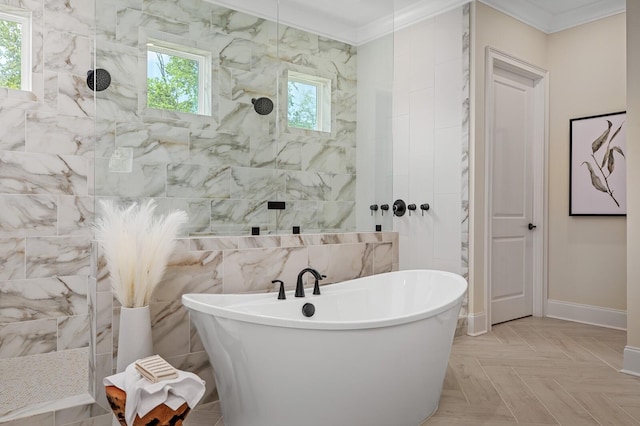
<box><xmin>0</xmin><ymin>195</ymin><xmax>57</xmax><ymax>238</ymax></box>
<box><xmin>0</xmin><ymin>238</ymin><xmax>26</xmax><ymax>280</ymax></box>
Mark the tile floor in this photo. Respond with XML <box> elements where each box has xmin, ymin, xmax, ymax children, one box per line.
<box><xmin>185</xmin><ymin>317</ymin><xmax>640</xmax><ymax>426</ymax></box>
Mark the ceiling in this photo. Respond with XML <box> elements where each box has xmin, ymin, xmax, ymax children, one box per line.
<box><xmin>207</xmin><ymin>0</ymin><xmax>626</xmax><ymax>45</ymax></box>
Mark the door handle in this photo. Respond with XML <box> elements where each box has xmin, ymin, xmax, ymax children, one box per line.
<box><xmin>528</xmin><ymin>223</ymin><xmax>537</xmax><ymax>230</ymax></box>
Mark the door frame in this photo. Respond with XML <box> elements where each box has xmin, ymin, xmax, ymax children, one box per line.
<box><xmin>484</xmin><ymin>47</ymin><xmax>549</xmax><ymax>332</ymax></box>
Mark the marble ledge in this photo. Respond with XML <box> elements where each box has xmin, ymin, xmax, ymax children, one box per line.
<box><xmin>187</xmin><ymin>231</ymin><xmax>396</xmax><ymax>252</ymax></box>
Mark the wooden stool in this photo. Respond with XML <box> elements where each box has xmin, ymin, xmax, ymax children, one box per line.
<box><xmin>105</xmin><ymin>385</ymin><xmax>191</xmax><ymax>426</ymax></box>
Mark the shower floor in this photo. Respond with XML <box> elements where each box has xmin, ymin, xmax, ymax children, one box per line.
<box><xmin>0</xmin><ymin>348</ymin><xmax>89</xmax><ymax>419</ymax></box>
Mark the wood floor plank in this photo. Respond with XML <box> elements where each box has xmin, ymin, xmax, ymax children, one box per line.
<box><xmin>518</xmin><ymin>375</ymin><xmax>599</xmax><ymax>425</ymax></box>
<box><xmin>448</xmin><ymin>355</ymin><xmax>506</xmax><ymax>407</ymax></box>
<box><xmin>572</xmin><ymin>392</ymin><xmax>640</xmax><ymax>426</ymax></box>
<box><xmin>482</xmin><ymin>366</ymin><xmax>558</xmax><ymax>424</ymax></box>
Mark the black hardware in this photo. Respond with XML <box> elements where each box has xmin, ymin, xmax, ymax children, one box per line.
<box><xmin>393</xmin><ymin>199</ymin><xmax>407</xmax><ymax>217</ymax></box>
<box><xmin>528</xmin><ymin>223</ymin><xmax>537</xmax><ymax>230</ymax></box>
<box><xmin>87</xmin><ymin>69</ymin><xmax>111</xmax><ymax>91</ymax></box>
<box><xmin>302</xmin><ymin>303</ymin><xmax>315</xmax><ymax>317</ymax></box>
<box><xmin>272</xmin><ymin>280</ymin><xmax>286</xmax><ymax>300</ymax></box>
<box><xmin>292</xmin><ymin>226</ymin><xmax>300</xmax><ymax>234</ymax></box>
<box><xmin>380</xmin><ymin>204</ymin><xmax>389</xmax><ymax>215</ymax></box>
<box><xmin>295</xmin><ymin>268</ymin><xmax>324</xmax><ymax>297</ymax></box>
<box><xmin>252</xmin><ymin>97</ymin><xmax>274</xmax><ymax>115</ymax></box>
<box><xmin>375</xmin><ymin>224</ymin><xmax>382</xmax><ymax>232</ymax></box>
<box><xmin>268</xmin><ymin>201</ymin><xmax>286</xmax><ymax>210</ymax></box>
<box><xmin>420</xmin><ymin>203</ymin><xmax>430</xmax><ymax>216</ymax></box>
<box><xmin>407</xmin><ymin>203</ymin><xmax>417</xmax><ymax>216</ymax></box>
<box><xmin>251</xmin><ymin>226</ymin><xmax>260</xmax><ymax>235</ymax></box>
<box><xmin>370</xmin><ymin>204</ymin><xmax>379</xmax><ymax>216</ymax></box>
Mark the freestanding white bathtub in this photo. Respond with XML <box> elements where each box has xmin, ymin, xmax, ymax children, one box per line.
<box><xmin>182</xmin><ymin>269</ymin><xmax>467</xmax><ymax>426</ymax></box>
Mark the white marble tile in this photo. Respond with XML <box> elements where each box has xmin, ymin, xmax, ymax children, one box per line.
<box><xmin>189</xmin><ymin>236</ymin><xmax>238</xmax><ymax>251</ymax></box>
<box><xmin>210</xmin><ymin>199</ymin><xmax>272</xmax><ymax>235</ymax></box>
<box><xmin>57</xmin><ymin>74</ymin><xmax>95</xmax><ymax>118</ymax></box>
<box><xmin>0</xmin><ymin>108</ymin><xmax>26</xmax><ymax>151</ymax></box>
<box><xmin>0</xmin><ymin>195</ymin><xmax>57</xmax><ymax>238</ymax></box>
<box><xmin>230</xmin><ymin>167</ymin><xmax>284</xmax><ymax>200</ymax></box>
<box><xmin>284</xmin><ymin>171</ymin><xmax>331</xmax><ymax>200</ymax></box>
<box><xmin>142</xmin><ymin>0</ymin><xmax>211</xmax><ymax>25</ymax></box>
<box><xmin>373</xmin><ymin>242</ymin><xmax>393</xmax><ymax>274</ymax></box>
<box><xmin>319</xmin><ymin>201</ymin><xmax>355</xmax><ymax>231</ymax></box>
<box><xmin>0</xmin><ymin>318</ymin><xmax>57</xmax><ymax>358</ymax></box>
<box><xmin>26</xmin><ymin>112</ymin><xmax>94</xmax><ymax>156</ymax></box>
<box><xmin>43</xmin><ymin>31</ymin><xmax>92</xmax><ymax>75</ymax></box>
<box><xmin>25</xmin><ymin>236</ymin><xmax>91</xmax><ymax>279</ymax></box>
<box><xmin>223</xmin><ymin>246</ymin><xmax>308</xmax><ymax>293</ymax></box>
<box><xmin>167</xmin><ymin>164</ymin><xmax>231</xmax><ymax>198</ymax></box>
<box><xmin>115</xmin><ymin>122</ymin><xmax>189</xmax><ymax>163</ymax></box>
<box><xmin>0</xmin><ymin>151</ymin><xmax>88</xmax><ymax>196</ymax></box>
<box><xmin>57</xmin><ymin>314</ymin><xmax>90</xmax><ymax>350</ymax></box>
<box><xmin>44</xmin><ymin>0</ymin><xmax>94</xmax><ymax>37</ymax></box>
<box><xmin>151</xmin><ymin>250</ymin><xmax>223</xmax><ymax>303</ymax></box>
<box><xmin>150</xmin><ymin>300</ymin><xmax>190</xmax><ymax>359</ymax></box>
<box><xmin>93</xmin><ymin>158</ymin><xmax>165</xmax><ymax>198</ymax></box>
<box><xmin>308</xmin><ymin>243</ymin><xmax>372</xmax><ymax>284</ymax></box>
<box><xmin>0</xmin><ymin>238</ymin><xmax>26</xmax><ymax>280</ymax></box>
<box><xmin>275</xmin><ymin>200</ymin><xmax>319</xmax><ymax>233</ymax></box>
<box><xmin>189</xmin><ymin>131</ymin><xmax>251</xmax><ymax>167</ymax></box>
<box><xmin>301</xmin><ymin>144</ymin><xmax>355</xmax><ymax>174</ymax></box>
<box><xmin>0</xmin><ymin>276</ymin><xmax>88</xmax><ymax>323</ymax></box>
<box><xmin>57</xmin><ymin>196</ymin><xmax>94</xmax><ymax>236</ymax></box>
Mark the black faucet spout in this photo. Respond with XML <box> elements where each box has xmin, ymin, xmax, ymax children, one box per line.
<box><xmin>295</xmin><ymin>268</ymin><xmax>325</xmax><ymax>297</ymax></box>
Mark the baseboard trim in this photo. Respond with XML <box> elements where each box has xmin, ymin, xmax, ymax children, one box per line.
<box><xmin>622</xmin><ymin>346</ymin><xmax>640</xmax><ymax>377</ymax></box>
<box><xmin>467</xmin><ymin>312</ymin><xmax>487</xmax><ymax>336</ymax></box>
<box><xmin>546</xmin><ymin>299</ymin><xmax>626</xmax><ymax>330</ymax></box>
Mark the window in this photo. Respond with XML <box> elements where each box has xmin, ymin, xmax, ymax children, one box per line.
<box><xmin>0</xmin><ymin>9</ymin><xmax>31</xmax><ymax>91</ymax></box>
<box><xmin>146</xmin><ymin>41</ymin><xmax>210</xmax><ymax>115</ymax></box>
<box><xmin>287</xmin><ymin>70</ymin><xmax>331</xmax><ymax>132</ymax></box>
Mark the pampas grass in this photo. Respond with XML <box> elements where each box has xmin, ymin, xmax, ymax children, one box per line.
<box><xmin>95</xmin><ymin>200</ymin><xmax>188</xmax><ymax>308</ymax></box>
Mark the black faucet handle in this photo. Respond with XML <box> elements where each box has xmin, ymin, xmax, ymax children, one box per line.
<box><xmin>272</xmin><ymin>279</ymin><xmax>286</xmax><ymax>300</ymax></box>
<box><xmin>313</xmin><ymin>274</ymin><xmax>326</xmax><ymax>295</ymax></box>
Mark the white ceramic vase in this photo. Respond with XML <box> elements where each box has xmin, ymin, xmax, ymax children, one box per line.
<box><xmin>116</xmin><ymin>305</ymin><xmax>154</xmax><ymax>373</ymax></box>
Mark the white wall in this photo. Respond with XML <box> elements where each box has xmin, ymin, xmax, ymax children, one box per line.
<box><xmin>625</xmin><ymin>0</ymin><xmax>640</xmax><ymax>375</ymax></box>
<box><xmin>392</xmin><ymin>7</ymin><xmax>465</xmax><ymax>273</ymax></box>
<box><xmin>547</xmin><ymin>14</ymin><xmax>627</xmax><ymax>312</ymax></box>
<box><xmin>472</xmin><ymin>1</ymin><xmax>628</xmax><ymax>331</ymax></box>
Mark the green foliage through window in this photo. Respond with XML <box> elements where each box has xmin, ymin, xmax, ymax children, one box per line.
<box><xmin>147</xmin><ymin>49</ymin><xmax>200</xmax><ymax>114</ymax></box>
<box><xmin>0</xmin><ymin>18</ymin><xmax>22</xmax><ymax>90</ymax></box>
<box><xmin>288</xmin><ymin>80</ymin><xmax>318</xmax><ymax>130</ymax></box>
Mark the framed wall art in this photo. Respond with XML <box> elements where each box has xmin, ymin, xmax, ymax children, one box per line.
<box><xmin>570</xmin><ymin>111</ymin><xmax>626</xmax><ymax>216</ymax></box>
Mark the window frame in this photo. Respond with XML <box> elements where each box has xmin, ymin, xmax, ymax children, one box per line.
<box><xmin>287</xmin><ymin>70</ymin><xmax>331</xmax><ymax>133</ymax></box>
<box><xmin>146</xmin><ymin>40</ymin><xmax>211</xmax><ymax>116</ymax></box>
<box><xmin>0</xmin><ymin>9</ymin><xmax>31</xmax><ymax>91</ymax></box>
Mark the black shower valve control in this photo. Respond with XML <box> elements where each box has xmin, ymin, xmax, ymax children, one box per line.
<box><xmin>407</xmin><ymin>204</ymin><xmax>417</xmax><ymax>216</ymax></box>
<box><xmin>420</xmin><ymin>203</ymin><xmax>430</xmax><ymax>216</ymax></box>
<box><xmin>393</xmin><ymin>199</ymin><xmax>407</xmax><ymax>217</ymax></box>
<box><xmin>370</xmin><ymin>204</ymin><xmax>379</xmax><ymax>216</ymax></box>
<box><xmin>380</xmin><ymin>204</ymin><xmax>390</xmax><ymax>215</ymax></box>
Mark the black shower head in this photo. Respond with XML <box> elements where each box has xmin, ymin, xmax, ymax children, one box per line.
<box><xmin>87</xmin><ymin>68</ymin><xmax>111</xmax><ymax>91</ymax></box>
<box><xmin>251</xmin><ymin>97</ymin><xmax>273</xmax><ymax>115</ymax></box>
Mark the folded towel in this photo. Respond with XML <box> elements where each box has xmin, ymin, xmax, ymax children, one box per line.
<box><xmin>104</xmin><ymin>362</ymin><xmax>206</xmax><ymax>426</ymax></box>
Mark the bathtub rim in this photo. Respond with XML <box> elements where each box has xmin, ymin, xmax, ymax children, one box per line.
<box><xmin>182</xmin><ymin>269</ymin><xmax>467</xmax><ymax>331</ymax></box>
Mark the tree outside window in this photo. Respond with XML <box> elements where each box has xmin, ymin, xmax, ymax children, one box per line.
<box><xmin>0</xmin><ymin>18</ymin><xmax>22</xmax><ymax>90</ymax></box>
<box><xmin>147</xmin><ymin>49</ymin><xmax>200</xmax><ymax>114</ymax></box>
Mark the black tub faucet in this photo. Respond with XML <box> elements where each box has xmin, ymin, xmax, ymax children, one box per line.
<box><xmin>295</xmin><ymin>268</ymin><xmax>325</xmax><ymax>297</ymax></box>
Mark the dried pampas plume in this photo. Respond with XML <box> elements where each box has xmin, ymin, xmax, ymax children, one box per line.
<box><xmin>95</xmin><ymin>200</ymin><xmax>188</xmax><ymax>308</ymax></box>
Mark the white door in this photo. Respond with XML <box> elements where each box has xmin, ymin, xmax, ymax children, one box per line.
<box><xmin>490</xmin><ymin>67</ymin><xmax>536</xmax><ymax>325</ymax></box>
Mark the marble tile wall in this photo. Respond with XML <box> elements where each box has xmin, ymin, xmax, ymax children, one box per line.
<box><xmin>94</xmin><ymin>0</ymin><xmax>358</xmax><ymax>236</ymax></box>
<box><xmin>0</xmin><ymin>0</ymin><xmax>94</xmax><ymax>369</ymax></box>
<box><xmin>92</xmin><ymin>231</ymin><xmax>398</xmax><ymax>409</ymax></box>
